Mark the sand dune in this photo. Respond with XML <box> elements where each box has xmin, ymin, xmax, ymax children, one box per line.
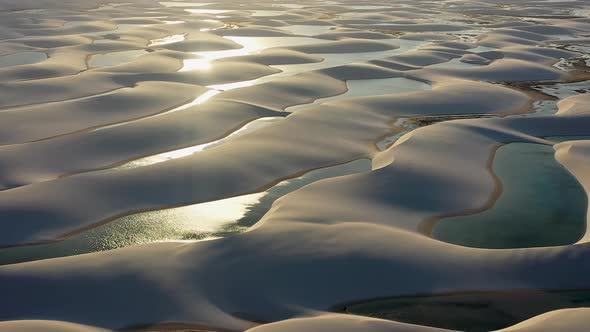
<box><xmin>555</xmin><ymin>139</ymin><xmax>590</xmax><ymax>243</ymax></box>
<box><xmin>212</xmin><ymin>72</ymin><xmax>346</xmax><ymax>109</ymax></box>
<box><xmin>0</xmin><ymin>0</ymin><xmax>588</xmax><ymax>331</ymax></box>
<box><xmin>0</xmin><ymin>320</ymin><xmax>109</xmax><ymax>332</ymax></box>
<box><xmin>557</xmin><ymin>93</ymin><xmax>590</xmax><ymax>115</ymax></box>
<box><xmin>217</xmin><ymin>48</ymin><xmax>324</xmax><ymax>65</ymax></box>
<box><xmin>284</xmin><ymin>38</ymin><xmax>399</xmax><ymax>54</ymax></box>
<box><xmin>0</xmin><ymin>82</ymin><xmax>206</xmax><ymax>144</ymax></box>
<box><xmin>161</xmin><ymin>33</ymin><xmax>243</xmax><ymax>52</ymax></box>
<box><xmin>246</xmin><ymin>309</ymin><xmax>590</xmax><ymax>332</ymax></box>
<box><xmin>0</xmin><ymin>100</ymin><xmax>279</xmax><ymax>190</ymax></box>
<box><xmin>414</xmin><ymin>59</ymin><xmax>568</xmax><ymax>82</ymax></box>
<box><xmin>2</xmin><ymin>219</ymin><xmax>590</xmax><ymax>330</ymax></box>
<box><xmin>0</xmin><ymin>80</ymin><xmax>533</xmax><ymax>246</ymax></box>
<box><xmin>245</xmin><ymin>315</ymin><xmax>452</xmax><ymax>332</ymax></box>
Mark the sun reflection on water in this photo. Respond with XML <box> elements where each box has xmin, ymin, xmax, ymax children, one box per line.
<box><xmin>173</xmin><ymin>89</ymin><xmax>221</xmax><ymax>110</ymax></box>
<box><xmin>208</xmin><ymin>79</ymin><xmax>258</xmax><ymax>91</ymax></box>
<box><xmin>185</xmin><ymin>8</ymin><xmax>229</xmax><ymax>14</ymax></box>
<box><xmin>114</xmin><ymin>117</ymin><xmax>283</xmax><ymax>169</ymax></box>
<box><xmin>148</xmin><ymin>33</ymin><xmax>187</xmax><ymax>47</ymax></box>
<box><xmin>181</xmin><ymin>36</ymin><xmax>326</xmax><ymax>72</ymax></box>
<box><xmin>172</xmin><ymin>193</ymin><xmax>266</xmax><ymax>233</ymax></box>
<box><xmin>0</xmin><ymin>159</ymin><xmax>371</xmax><ymax>265</ymax></box>
<box><xmin>181</xmin><ymin>36</ymin><xmax>267</xmax><ymax>72</ymax></box>
<box><xmin>181</xmin><ymin>58</ymin><xmax>213</xmax><ymax>71</ymax></box>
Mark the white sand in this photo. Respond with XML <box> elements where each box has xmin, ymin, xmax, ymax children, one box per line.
<box><xmin>0</xmin><ymin>0</ymin><xmax>588</xmax><ymax>331</ymax></box>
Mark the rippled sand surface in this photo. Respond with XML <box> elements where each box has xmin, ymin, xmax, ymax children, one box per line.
<box><xmin>0</xmin><ymin>0</ymin><xmax>589</xmax><ymax>331</ymax></box>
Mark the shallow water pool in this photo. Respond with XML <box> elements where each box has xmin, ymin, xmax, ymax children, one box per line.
<box><xmin>88</xmin><ymin>49</ymin><xmax>148</xmax><ymax>68</ymax></box>
<box><xmin>0</xmin><ymin>51</ymin><xmax>47</xmax><ymax>68</ymax></box>
<box><xmin>433</xmin><ymin>143</ymin><xmax>587</xmax><ymax>249</ymax></box>
<box><xmin>0</xmin><ymin>159</ymin><xmax>372</xmax><ymax>265</ymax></box>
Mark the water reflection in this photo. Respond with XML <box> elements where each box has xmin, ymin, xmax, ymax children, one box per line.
<box><xmin>175</xmin><ymin>90</ymin><xmax>221</xmax><ymax>109</ymax></box>
<box><xmin>208</xmin><ymin>79</ymin><xmax>258</xmax><ymax>91</ymax></box>
<box><xmin>202</xmin><ymin>39</ymin><xmax>428</xmax><ymax>91</ymax></box>
<box><xmin>181</xmin><ymin>57</ymin><xmax>213</xmax><ymax>71</ymax></box>
<box><xmin>532</xmin><ymin>81</ymin><xmax>590</xmax><ymax>100</ymax></box>
<box><xmin>181</xmin><ymin>36</ymin><xmax>327</xmax><ymax>72</ymax></box>
<box><xmin>185</xmin><ymin>9</ymin><xmax>229</xmax><ymax>14</ymax></box>
<box><xmin>286</xmin><ymin>77</ymin><xmax>431</xmax><ymax>112</ymax></box>
<box><xmin>434</xmin><ymin>143</ymin><xmax>587</xmax><ymax>248</ymax></box>
<box><xmin>159</xmin><ymin>2</ymin><xmax>214</xmax><ymax>7</ymax></box>
<box><xmin>348</xmin><ymin>5</ymin><xmax>392</xmax><ymax>9</ymax></box>
<box><xmin>273</xmin><ymin>39</ymin><xmax>426</xmax><ymax>75</ymax></box>
<box><xmin>148</xmin><ymin>33</ymin><xmax>187</xmax><ymax>47</ymax></box>
<box><xmin>0</xmin><ymin>51</ymin><xmax>47</xmax><ymax>68</ymax></box>
<box><xmin>0</xmin><ymin>159</ymin><xmax>372</xmax><ymax>265</ymax></box>
<box><xmin>114</xmin><ymin>117</ymin><xmax>283</xmax><ymax>169</ymax></box>
<box><xmin>277</xmin><ymin>25</ymin><xmax>335</xmax><ymax>36</ymax></box>
<box><xmin>250</xmin><ymin>10</ymin><xmax>284</xmax><ymax>17</ymax></box>
<box><xmin>91</xmin><ymin>90</ymin><xmax>220</xmax><ymax>132</ymax></box>
<box><xmin>88</xmin><ymin>49</ymin><xmax>148</xmax><ymax>68</ymax></box>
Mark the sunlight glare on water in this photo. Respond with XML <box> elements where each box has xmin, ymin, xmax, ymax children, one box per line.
<box><xmin>173</xmin><ymin>90</ymin><xmax>222</xmax><ymax>110</ymax></box>
<box><xmin>208</xmin><ymin>79</ymin><xmax>258</xmax><ymax>91</ymax></box>
<box><xmin>114</xmin><ymin>117</ymin><xmax>283</xmax><ymax>169</ymax></box>
<box><xmin>159</xmin><ymin>2</ymin><xmax>214</xmax><ymax>7</ymax></box>
<box><xmin>163</xmin><ymin>193</ymin><xmax>266</xmax><ymax>233</ymax></box>
<box><xmin>181</xmin><ymin>36</ymin><xmax>327</xmax><ymax>72</ymax></box>
<box><xmin>185</xmin><ymin>8</ymin><xmax>229</xmax><ymax>14</ymax></box>
<box><xmin>148</xmin><ymin>33</ymin><xmax>187</xmax><ymax>47</ymax></box>
<box><xmin>181</xmin><ymin>37</ymin><xmax>267</xmax><ymax>71</ymax></box>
